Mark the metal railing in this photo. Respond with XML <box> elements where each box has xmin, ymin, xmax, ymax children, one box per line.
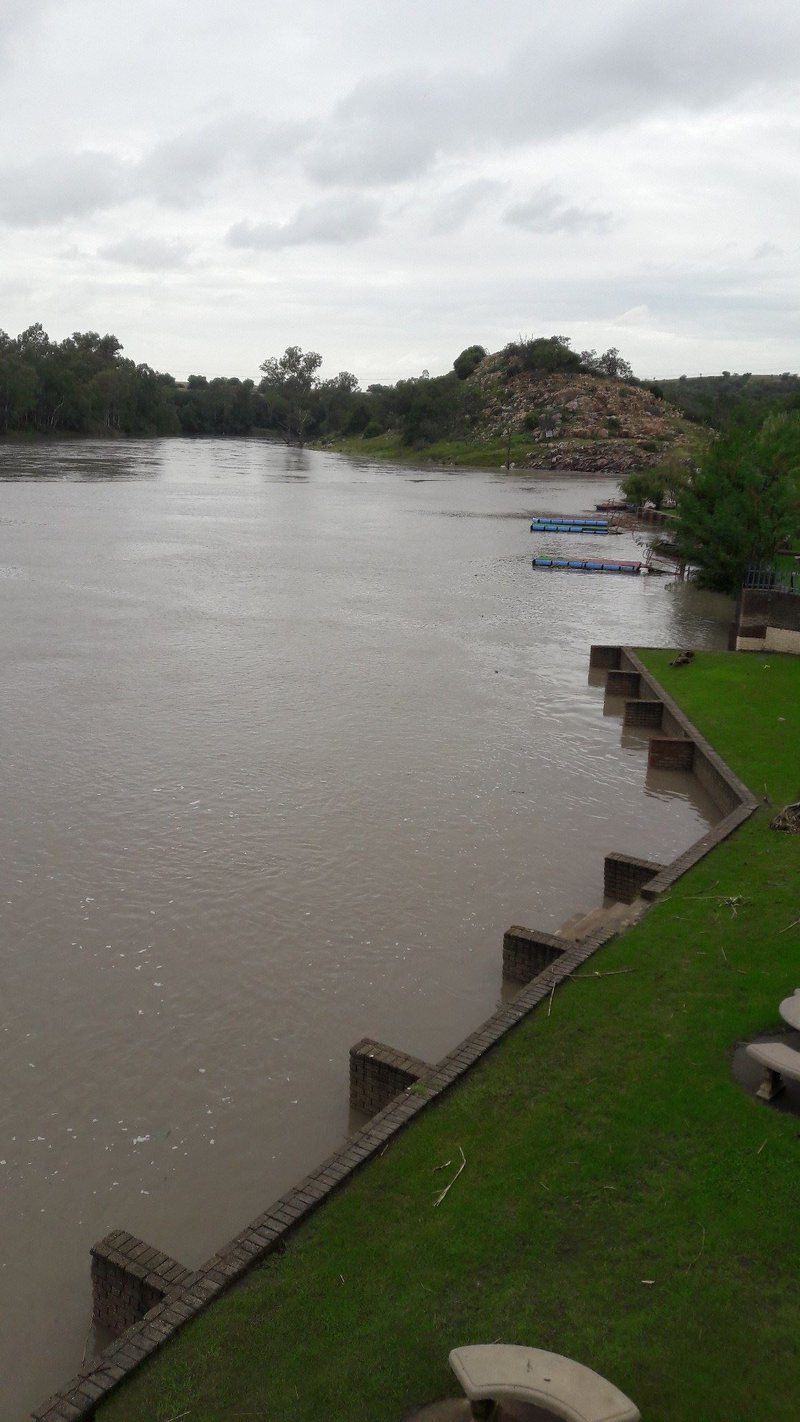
<box><xmin>744</xmin><ymin>563</ymin><xmax>800</xmax><ymax>594</ymax></box>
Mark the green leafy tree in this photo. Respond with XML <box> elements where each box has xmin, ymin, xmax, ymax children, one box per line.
<box><xmin>621</xmin><ymin>451</ymin><xmax>690</xmax><ymax>509</ymax></box>
<box><xmin>259</xmin><ymin>346</ymin><xmax>323</xmax><ymax>446</ymax></box>
<box><xmin>675</xmin><ymin>413</ymin><xmax>800</xmax><ymax>592</ymax></box>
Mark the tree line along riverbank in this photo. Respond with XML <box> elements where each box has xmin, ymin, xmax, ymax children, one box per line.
<box><xmin>98</xmin><ymin>650</ymin><xmax>800</xmax><ymax>1422</ymax></box>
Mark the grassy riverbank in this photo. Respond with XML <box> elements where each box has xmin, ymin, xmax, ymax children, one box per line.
<box><xmin>102</xmin><ymin>652</ymin><xmax>800</xmax><ymax>1422</ymax></box>
<box><xmin>319</xmin><ymin>431</ymin><xmax>540</xmax><ymax>468</ymax></box>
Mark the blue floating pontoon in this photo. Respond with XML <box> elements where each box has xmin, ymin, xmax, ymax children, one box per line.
<box><xmin>531</xmin><ymin>515</ymin><xmax>609</xmax><ymax>529</ymax></box>
<box><xmin>531</xmin><ymin>521</ymin><xmax>610</xmax><ymax>534</ymax></box>
<box><xmin>532</xmin><ymin>556</ymin><xmax>642</xmax><ymax>576</ymax></box>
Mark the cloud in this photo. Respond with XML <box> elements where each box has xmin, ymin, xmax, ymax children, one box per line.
<box><xmin>426</xmin><ymin>179</ymin><xmax>505</xmax><ymax>235</ymax></box>
<box><xmin>302</xmin><ymin>2</ymin><xmax>800</xmax><ymax>189</ymax></box>
<box><xmin>97</xmin><ymin>236</ymin><xmax>191</xmax><ymax>270</ymax></box>
<box><xmin>0</xmin><ymin>151</ymin><xmax>128</xmax><ymax>226</ymax></box>
<box><xmin>136</xmin><ymin>117</ymin><xmax>310</xmax><ymax>208</ymax></box>
<box><xmin>0</xmin><ymin>0</ymin><xmax>52</xmax><ymax>68</ymax></box>
<box><xmin>504</xmin><ymin>189</ymin><xmax>612</xmax><ymax>235</ymax></box>
<box><xmin>227</xmin><ymin>194</ymin><xmax>381</xmax><ymax>249</ymax></box>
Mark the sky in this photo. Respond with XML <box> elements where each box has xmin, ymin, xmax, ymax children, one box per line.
<box><xmin>1</xmin><ymin>0</ymin><xmax>798</xmax><ymax>384</ymax></box>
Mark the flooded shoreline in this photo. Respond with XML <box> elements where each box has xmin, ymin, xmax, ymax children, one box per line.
<box><xmin>0</xmin><ymin>438</ymin><xmax>731</xmax><ymax>1416</ymax></box>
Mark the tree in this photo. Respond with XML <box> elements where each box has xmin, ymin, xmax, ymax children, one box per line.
<box><xmin>620</xmin><ymin>451</ymin><xmax>690</xmax><ymax>509</ymax></box>
<box><xmin>258</xmin><ymin>345</ymin><xmax>323</xmax><ymax>446</ymax></box>
<box><xmin>675</xmin><ymin>413</ymin><xmax>800</xmax><ymax>593</ymax></box>
<box><xmin>580</xmin><ymin>347</ymin><xmax>634</xmax><ymax>380</ymax></box>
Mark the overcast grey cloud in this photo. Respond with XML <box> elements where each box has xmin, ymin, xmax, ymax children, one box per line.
<box><xmin>97</xmin><ymin>235</ymin><xmax>191</xmax><ymax>269</ymax></box>
<box><xmin>505</xmin><ymin>190</ymin><xmax>613</xmax><ymax>236</ymax></box>
<box><xmin>228</xmin><ymin>194</ymin><xmax>381</xmax><ymax>249</ymax></box>
<box><xmin>0</xmin><ymin>151</ymin><xmax>127</xmax><ymax>225</ymax></box>
<box><xmin>425</xmin><ymin>180</ymin><xmax>505</xmax><ymax>236</ymax></box>
<box><xmin>0</xmin><ymin>0</ymin><xmax>798</xmax><ymax>380</ymax></box>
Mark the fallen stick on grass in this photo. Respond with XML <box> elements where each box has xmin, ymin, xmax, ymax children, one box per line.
<box><xmin>433</xmin><ymin>1146</ymin><xmax>466</xmax><ymax>1207</ymax></box>
<box><xmin>570</xmin><ymin>967</ymin><xmax>637</xmax><ymax>979</ymax></box>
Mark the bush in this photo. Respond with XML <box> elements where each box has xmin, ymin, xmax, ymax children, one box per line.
<box><xmin>453</xmin><ymin>345</ymin><xmax>487</xmax><ymax>381</ymax></box>
<box><xmin>523</xmin><ymin>411</ymin><xmax>539</xmax><ymax>431</ymax></box>
<box><xmin>502</xmin><ymin>335</ymin><xmax>581</xmax><ymax>377</ymax></box>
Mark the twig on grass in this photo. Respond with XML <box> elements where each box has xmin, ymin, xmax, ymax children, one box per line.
<box><xmin>570</xmin><ymin>968</ymin><xmax>637</xmax><ymax>979</ymax></box>
<box><xmin>756</xmin><ymin>1139</ymin><xmax>768</xmax><ymax>1156</ymax></box>
<box><xmin>779</xmin><ymin>916</ymin><xmax>800</xmax><ymax>934</ymax></box>
<box><xmin>433</xmin><ymin>1146</ymin><xmax>466</xmax><ymax>1207</ymax></box>
<box><xmin>547</xmin><ymin>978</ymin><xmax>556</xmax><ymax>1017</ymax></box>
<box><xmin>684</xmin><ymin>1225</ymin><xmax>706</xmax><ymax>1273</ymax></box>
<box><xmin>164</xmin><ymin>1412</ymin><xmax>191</xmax><ymax>1422</ymax></box>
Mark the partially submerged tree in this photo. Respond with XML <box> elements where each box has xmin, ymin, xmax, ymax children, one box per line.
<box><xmin>675</xmin><ymin>413</ymin><xmax>800</xmax><ymax>593</ymax></box>
<box><xmin>259</xmin><ymin>345</ymin><xmax>323</xmax><ymax>445</ymax></box>
<box><xmin>621</xmin><ymin>451</ymin><xmax>691</xmax><ymax>509</ymax></box>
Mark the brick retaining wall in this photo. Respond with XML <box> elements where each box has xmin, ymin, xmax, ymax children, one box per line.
<box><xmin>90</xmin><ymin>1233</ymin><xmax>195</xmax><ymax>1339</ymax></box>
<box><xmin>623</xmin><ymin>698</ymin><xmax>664</xmax><ymax>729</ymax></box>
<box><xmin>647</xmin><ymin>736</ymin><xmax>695</xmax><ymax>771</ymax></box>
<box><xmin>349</xmin><ymin>1038</ymin><xmax>431</xmax><ymax>1115</ymax></box>
<box><xmin>502</xmin><ymin>926</ymin><xmax>569</xmax><ymax>985</ymax></box>
<box><xmin>605</xmin><ymin>668</ymin><xmax>641</xmax><ymax>698</ymax></box>
<box><xmin>604</xmin><ymin>853</ymin><xmax>665</xmax><ymax>904</ymax></box>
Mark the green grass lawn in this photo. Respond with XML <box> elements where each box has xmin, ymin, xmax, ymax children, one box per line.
<box><xmin>102</xmin><ymin>652</ymin><xmax>800</xmax><ymax>1422</ymax></box>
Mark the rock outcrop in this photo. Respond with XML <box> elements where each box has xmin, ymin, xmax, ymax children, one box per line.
<box><xmin>470</xmin><ymin>358</ymin><xmax>690</xmax><ymax>471</ymax></box>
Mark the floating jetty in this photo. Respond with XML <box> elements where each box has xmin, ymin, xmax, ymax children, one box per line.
<box><xmin>530</xmin><ymin>517</ymin><xmax>613</xmax><ymax>534</ymax></box>
<box><xmin>532</xmin><ymin>556</ymin><xmax>645</xmax><ymax>576</ymax></box>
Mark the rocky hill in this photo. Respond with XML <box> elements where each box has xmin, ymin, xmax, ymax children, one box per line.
<box><xmin>469</xmin><ymin>354</ymin><xmax>693</xmax><ymax>472</ymax></box>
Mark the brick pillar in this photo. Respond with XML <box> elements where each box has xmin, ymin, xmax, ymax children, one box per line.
<box><xmin>604</xmin><ymin>853</ymin><xmax>665</xmax><ymax>903</ymax></box>
<box><xmin>605</xmin><ymin>669</ymin><xmax>641</xmax><ymax>698</ymax></box>
<box><xmin>623</xmin><ymin>698</ymin><xmax>664</xmax><ymax>729</ymax></box>
<box><xmin>91</xmin><ymin>1231</ymin><xmax>194</xmax><ymax>1338</ymax></box>
<box><xmin>589</xmin><ymin>645</ymin><xmax>622</xmax><ymax>670</ymax></box>
<box><xmin>502</xmin><ymin>926</ymin><xmax>569</xmax><ymax>986</ymax></box>
<box><xmin>349</xmin><ymin>1039</ymin><xmax>431</xmax><ymax>1116</ymax></box>
<box><xmin>647</xmin><ymin>737</ymin><xmax>694</xmax><ymax>771</ymax></box>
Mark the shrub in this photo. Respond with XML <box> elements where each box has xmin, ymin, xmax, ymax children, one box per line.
<box><xmin>453</xmin><ymin>345</ymin><xmax>487</xmax><ymax>381</ymax></box>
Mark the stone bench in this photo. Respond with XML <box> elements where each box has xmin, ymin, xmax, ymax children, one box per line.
<box><xmin>779</xmin><ymin>992</ymin><xmax>800</xmax><ymax>1031</ymax></box>
<box><xmin>449</xmin><ymin>1345</ymin><xmax>640</xmax><ymax>1422</ymax></box>
<box><xmin>746</xmin><ymin>1040</ymin><xmax>800</xmax><ymax>1100</ymax></box>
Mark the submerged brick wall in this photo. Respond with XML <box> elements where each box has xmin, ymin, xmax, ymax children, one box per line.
<box><xmin>604</xmin><ymin>853</ymin><xmax>665</xmax><ymax>904</ymax></box>
<box><xmin>589</xmin><ymin>645</ymin><xmax>622</xmax><ymax>670</ymax></box>
<box><xmin>502</xmin><ymin>926</ymin><xmax>568</xmax><ymax>985</ymax></box>
<box><xmin>91</xmin><ymin>1233</ymin><xmax>194</xmax><ymax>1338</ymax></box>
<box><xmin>605</xmin><ymin>668</ymin><xmax>641</xmax><ymax>698</ymax></box>
<box><xmin>647</xmin><ymin>736</ymin><xmax>695</xmax><ymax>771</ymax></box>
<box><xmin>623</xmin><ymin>698</ymin><xmax>664</xmax><ymax>729</ymax></box>
<box><xmin>349</xmin><ymin>1038</ymin><xmax>430</xmax><ymax>1115</ymax></box>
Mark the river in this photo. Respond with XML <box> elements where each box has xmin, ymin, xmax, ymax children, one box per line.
<box><xmin>0</xmin><ymin>438</ymin><xmax>731</xmax><ymax>1416</ymax></box>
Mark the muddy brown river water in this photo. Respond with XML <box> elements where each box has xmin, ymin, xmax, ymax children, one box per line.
<box><xmin>0</xmin><ymin>438</ymin><xmax>731</xmax><ymax>1416</ymax></box>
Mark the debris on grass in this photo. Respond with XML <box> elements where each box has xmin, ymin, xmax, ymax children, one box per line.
<box><xmin>433</xmin><ymin>1146</ymin><xmax>466</xmax><ymax>1207</ymax></box>
<box><xmin>770</xmin><ymin>801</ymin><xmax>800</xmax><ymax>834</ymax></box>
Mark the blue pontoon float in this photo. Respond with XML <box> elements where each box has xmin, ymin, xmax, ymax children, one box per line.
<box><xmin>532</xmin><ymin>556</ymin><xmax>643</xmax><ymax>575</ymax></box>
